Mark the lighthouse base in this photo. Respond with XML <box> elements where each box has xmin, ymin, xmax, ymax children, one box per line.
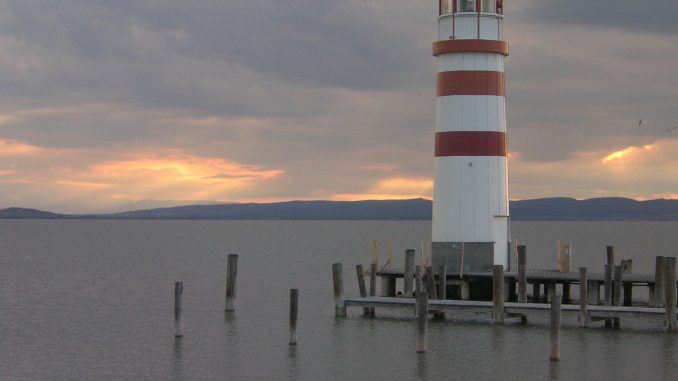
<box><xmin>431</xmin><ymin>242</ymin><xmax>495</xmax><ymax>274</ymax></box>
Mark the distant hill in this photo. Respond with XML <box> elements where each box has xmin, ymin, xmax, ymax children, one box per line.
<box><xmin>510</xmin><ymin>197</ymin><xmax>678</xmax><ymax>221</ymax></box>
<box><xmin>0</xmin><ymin>207</ymin><xmax>69</xmax><ymax>219</ymax></box>
<box><xmin>108</xmin><ymin>199</ymin><xmax>433</xmax><ymax>220</ymax></box>
<box><xmin>2</xmin><ymin>197</ymin><xmax>678</xmax><ymax>220</ymax></box>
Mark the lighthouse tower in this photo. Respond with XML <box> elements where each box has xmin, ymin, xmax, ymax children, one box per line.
<box><xmin>431</xmin><ymin>0</ymin><xmax>510</xmax><ymax>273</ymax></box>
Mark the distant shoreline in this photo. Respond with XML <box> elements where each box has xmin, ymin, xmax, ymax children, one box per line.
<box><xmin>2</xmin><ymin>197</ymin><xmax>678</xmax><ymax>221</ymax></box>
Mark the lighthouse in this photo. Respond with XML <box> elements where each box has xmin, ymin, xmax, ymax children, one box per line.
<box><xmin>431</xmin><ymin>0</ymin><xmax>510</xmax><ymax>273</ymax></box>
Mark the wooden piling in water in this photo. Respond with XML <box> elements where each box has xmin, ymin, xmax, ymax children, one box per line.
<box><xmin>579</xmin><ymin>268</ymin><xmax>588</xmax><ymax>328</ymax></box>
<box><xmin>613</xmin><ymin>265</ymin><xmax>622</xmax><ymax>306</ymax></box>
<box><xmin>369</xmin><ymin>263</ymin><xmax>377</xmax><ymax>315</ymax></box>
<box><xmin>225</xmin><ymin>254</ymin><xmax>238</xmax><ymax>311</ymax></box>
<box><xmin>604</xmin><ymin>265</ymin><xmax>612</xmax><ymax>307</ymax></box>
<box><xmin>174</xmin><ymin>281</ymin><xmax>183</xmax><ymax>338</ymax></box>
<box><xmin>493</xmin><ymin>265</ymin><xmax>504</xmax><ymax>324</ymax></box>
<box><xmin>425</xmin><ymin>266</ymin><xmax>438</xmax><ymax>300</ymax></box>
<box><xmin>664</xmin><ymin>257</ymin><xmax>677</xmax><ymax>333</ymax></box>
<box><xmin>332</xmin><ymin>263</ymin><xmax>346</xmax><ymax>317</ymax></box>
<box><xmin>605</xmin><ymin>247</ymin><xmax>614</xmax><ymax>307</ymax></box>
<box><xmin>587</xmin><ymin>280</ymin><xmax>599</xmax><ymax>305</ymax></box>
<box><xmin>416</xmin><ymin>291</ymin><xmax>429</xmax><ymax>353</ymax></box>
<box><xmin>653</xmin><ymin>256</ymin><xmax>666</xmax><ymax>308</ymax></box>
<box><xmin>403</xmin><ymin>249</ymin><xmax>415</xmax><ymax>297</ymax></box>
<box><xmin>289</xmin><ymin>289</ymin><xmax>298</xmax><ymax>345</ymax></box>
<box><xmin>533</xmin><ymin>283</ymin><xmax>541</xmax><ymax>303</ymax></box>
<box><xmin>549</xmin><ymin>287</ymin><xmax>561</xmax><ymax>361</ymax></box>
<box><xmin>355</xmin><ymin>264</ymin><xmax>369</xmax><ymax>315</ymax></box>
<box><xmin>517</xmin><ymin>245</ymin><xmax>527</xmax><ymax>303</ymax></box>
<box><xmin>438</xmin><ymin>265</ymin><xmax>447</xmax><ymax>300</ymax></box>
<box><xmin>415</xmin><ymin>265</ymin><xmax>423</xmax><ymax>295</ymax></box>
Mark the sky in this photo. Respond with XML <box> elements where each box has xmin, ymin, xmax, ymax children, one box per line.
<box><xmin>0</xmin><ymin>0</ymin><xmax>677</xmax><ymax>213</ymax></box>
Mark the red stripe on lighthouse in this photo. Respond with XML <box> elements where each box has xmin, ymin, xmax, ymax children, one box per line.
<box><xmin>434</xmin><ymin>131</ymin><xmax>507</xmax><ymax>157</ymax></box>
<box><xmin>437</xmin><ymin>71</ymin><xmax>504</xmax><ymax>97</ymax></box>
<box><xmin>432</xmin><ymin>40</ymin><xmax>509</xmax><ymax>56</ymax></box>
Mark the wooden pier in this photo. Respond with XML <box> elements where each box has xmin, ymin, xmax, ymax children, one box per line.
<box><xmin>334</xmin><ymin>249</ymin><xmax>678</xmax><ymax>333</ymax></box>
<box><xmin>343</xmin><ymin>296</ymin><xmax>677</xmax><ymax>324</ymax></box>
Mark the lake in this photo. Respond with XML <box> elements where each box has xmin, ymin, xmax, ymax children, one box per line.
<box><xmin>0</xmin><ymin>220</ymin><xmax>677</xmax><ymax>380</ymax></box>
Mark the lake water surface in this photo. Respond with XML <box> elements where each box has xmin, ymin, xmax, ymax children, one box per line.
<box><xmin>0</xmin><ymin>220</ymin><xmax>677</xmax><ymax>380</ymax></box>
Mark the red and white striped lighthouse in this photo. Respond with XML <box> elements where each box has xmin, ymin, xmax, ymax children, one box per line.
<box><xmin>431</xmin><ymin>0</ymin><xmax>510</xmax><ymax>273</ymax></box>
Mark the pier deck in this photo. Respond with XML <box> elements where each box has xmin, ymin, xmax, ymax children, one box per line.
<box><xmin>344</xmin><ymin>296</ymin><xmax>678</xmax><ymax>322</ymax></box>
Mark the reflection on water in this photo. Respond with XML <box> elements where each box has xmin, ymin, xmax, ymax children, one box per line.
<box><xmin>172</xmin><ymin>338</ymin><xmax>183</xmax><ymax>381</ymax></box>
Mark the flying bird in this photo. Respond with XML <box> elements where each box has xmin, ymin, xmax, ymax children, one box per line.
<box><xmin>637</xmin><ymin>119</ymin><xmax>643</xmax><ymax>126</ymax></box>
<box><xmin>666</xmin><ymin>125</ymin><xmax>677</xmax><ymax>132</ymax></box>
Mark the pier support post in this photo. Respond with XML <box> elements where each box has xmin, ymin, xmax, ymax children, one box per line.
<box><xmin>355</xmin><ymin>265</ymin><xmax>369</xmax><ymax>315</ymax></box>
<box><xmin>416</xmin><ymin>291</ymin><xmax>429</xmax><ymax>353</ymax></box>
<box><xmin>403</xmin><ymin>249</ymin><xmax>415</xmax><ymax>297</ymax></box>
<box><xmin>369</xmin><ymin>263</ymin><xmax>377</xmax><ymax>315</ymax></box>
<box><xmin>587</xmin><ymin>280</ymin><xmax>599</xmax><ymax>305</ymax></box>
<box><xmin>604</xmin><ymin>265</ymin><xmax>612</xmax><ymax>307</ymax></box>
<box><xmin>332</xmin><ymin>263</ymin><xmax>346</xmax><ymax>317</ymax></box>
<box><xmin>664</xmin><ymin>257</ymin><xmax>677</xmax><ymax>333</ymax></box>
<box><xmin>174</xmin><ymin>281</ymin><xmax>183</xmax><ymax>338</ymax></box>
<box><xmin>612</xmin><ymin>264</ymin><xmax>622</xmax><ymax>327</ymax></box>
<box><xmin>549</xmin><ymin>287</ymin><xmax>562</xmax><ymax>362</ymax></box>
<box><xmin>533</xmin><ymin>283</ymin><xmax>541</xmax><ymax>303</ymax></box>
<box><xmin>415</xmin><ymin>265</ymin><xmax>423</xmax><ymax>296</ymax></box>
<box><xmin>517</xmin><ymin>245</ymin><xmax>527</xmax><ymax>303</ymax></box>
<box><xmin>381</xmin><ymin>277</ymin><xmax>396</xmax><ymax>297</ymax></box>
<box><xmin>493</xmin><ymin>265</ymin><xmax>504</xmax><ymax>324</ymax></box>
<box><xmin>613</xmin><ymin>265</ymin><xmax>622</xmax><ymax>306</ymax></box>
<box><xmin>225</xmin><ymin>254</ymin><xmax>238</xmax><ymax>311</ymax></box>
<box><xmin>289</xmin><ymin>289</ymin><xmax>299</xmax><ymax>345</ymax></box>
<box><xmin>425</xmin><ymin>266</ymin><xmax>438</xmax><ymax>300</ymax></box>
<box><xmin>579</xmin><ymin>268</ymin><xmax>588</xmax><ymax>328</ymax></box>
<box><xmin>653</xmin><ymin>256</ymin><xmax>666</xmax><ymax>308</ymax></box>
<box><xmin>438</xmin><ymin>265</ymin><xmax>447</xmax><ymax>300</ymax></box>
<box><xmin>604</xmin><ymin>246</ymin><xmax>614</xmax><ymax>307</ymax></box>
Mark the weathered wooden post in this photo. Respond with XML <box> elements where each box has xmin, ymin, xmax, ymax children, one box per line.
<box><xmin>653</xmin><ymin>256</ymin><xmax>666</xmax><ymax>308</ymax></box>
<box><xmin>415</xmin><ymin>265</ymin><xmax>423</xmax><ymax>296</ymax></box>
<box><xmin>613</xmin><ymin>265</ymin><xmax>622</xmax><ymax>306</ymax></box>
<box><xmin>403</xmin><ymin>249</ymin><xmax>415</xmax><ymax>297</ymax></box>
<box><xmin>533</xmin><ymin>283</ymin><xmax>541</xmax><ymax>303</ymax></box>
<box><xmin>174</xmin><ymin>281</ymin><xmax>183</xmax><ymax>338</ymax></box>
<box><xmin>493</xmin><ymin>265</ymin><xmax>504</xmax><ymax>324</ymax></box>
<box><xmin>416</xmin><ymin>291</ymin><xmax>429</xmax><ymax>353</ymax></box>
<box><xmin>587</xmin><ymin>280</ymin><xmax>599</xmax><ymax>305</ymax></box>
<box><xmin>289</xmin><ymin>288</ymin><xmax>299</xmax><ymax>345</ymax></box>
<box><xmin>613</xmin><ymin>264</ymin><xmax>623</xmax><ymax>327</ymax></box>
<box><xmin>425</xmin><ymin>266</ymin><xmax>438</xmax><ymax>300</ymax></box>
<box><xmin>438</xmin><ymin>265</ymin><xmax>447</xmax><ymax>300</ymax></box>
<box><xmin>604</xmin><ymin>265</ymin><xmax>612</xmax><ymax>307</ymax></box>
<box><xmin>332</xmin><ymin>263</ymin><xmax>346</xmax><ymax>317</ymax></box>
<box><xmin>369</xmin><ymin>263</ymin><xmax>377</xmax><ymax>315</ymax></box>
<box><xmin>549</xmin><ymin>287</ymin><xmax>562</xmax><ymax>361</ymax></box>
<box><xmin>225</xmin><ymin>254</ymin><xmax>238</xmax><ymax>311</ymax></box>
<box><xmin>664</xmin><ymin>257</ymin><xmax>677</xmax><ymax>333</ymax></box>
<box><xmin>579</xmin><ymin>268</ymin><xmax>588</xmax><ymax>327</ymax></box>
<box><xmin>355</xmin><ymin>264</ymin><xmax>369</xmax><ymax>315</ymax></box>
<box><xmin>517</xmin><ymin>245</ymin><xmax>528</xmax><ymax>301</ymax></box>
<box><xmin>604</xmin><ymin>246</ymin><xmax>614</xmax><ymax>307</ymax></box>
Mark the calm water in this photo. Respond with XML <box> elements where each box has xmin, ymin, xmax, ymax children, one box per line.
<box><xmin>0</xmin><ymin>220</ymin><xmax>677</xmax><ymax>380</ymax></box>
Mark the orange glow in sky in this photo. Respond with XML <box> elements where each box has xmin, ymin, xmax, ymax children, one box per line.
<box><xmin>602</xmin><ymin>144</ymin><xmax>654</xmax><ymax>163</ymax></box>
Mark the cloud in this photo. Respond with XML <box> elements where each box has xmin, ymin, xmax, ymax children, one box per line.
<box><xmin>0</xmin><ymin>0</ymin><xmax>677</xmax><ymax>211</ymax></box>
<box><xmin>512</xmin><ymin>0</ymin><xmax>678</xmax><ymax>34</ymax></box>
<box><xmin>331</xmin><ymin>175</ymin><xmax>433</xmax><ymax>201</ymax></box>
<box><xmin>509</xmin><ymin>137</ymin><xmax>678</xmax><ymax>200</ymax></box>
